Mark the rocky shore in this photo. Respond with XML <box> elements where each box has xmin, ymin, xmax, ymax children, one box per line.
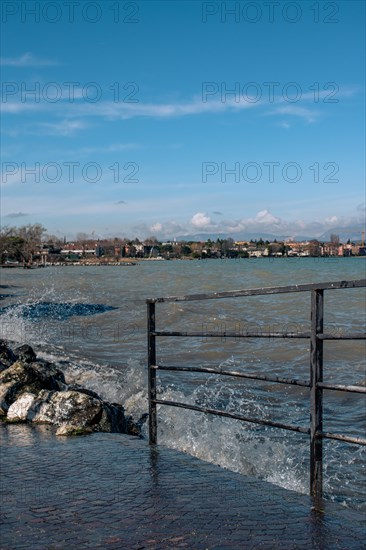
<box><xmin>0</xmin><ymin>340</ymin><xmax>147</xmax><ymax>436</ymax></box>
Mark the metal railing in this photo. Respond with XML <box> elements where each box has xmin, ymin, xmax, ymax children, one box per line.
<box><xmin>147</xmin><ymin>279</ymin><xmax>366</xmax><ymax>501</ymax></box>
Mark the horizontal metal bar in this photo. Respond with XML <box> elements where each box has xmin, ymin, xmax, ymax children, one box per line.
<box><xmin>153</xmin><ymin>331</ymin><xmax>311</xmax><ymax>339</ymax></box>
<box><xmin>320</xmin><ymin>431</ymin><xmax>366</xmax><ymax>446</ymax></box>
<box><xmin>317</xmin><ymin>382</ymin><xmax>366</xmax><ymax>394</ymax></box>
<box><xmin>154</xmin><ymin>365</ymin><xmax>310</xmax><ymax>388</ymax></box>
<box><xmin>146</xmin><ymin>279</ymin><xmax>366</xmax><ymax>303</ymax></box>
<box><xmin>152</xmin><ymin>331</ymin><xmax>366</xmax><ymax>340</ymax></box>
<box><xmin>319</xmin><ymin>332</ymin><xmax>366</xmax><ymax>340</ymax></box>
<box><xmin>153</xmin><ymin>399</ymin><xmax>310</xmax><ymax>435</ymax></box>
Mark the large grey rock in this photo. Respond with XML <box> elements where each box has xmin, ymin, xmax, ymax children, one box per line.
<box><xmin>0</xmin><ymin>360</ymin><xmax>66</xmax><ymax>413</ymax></box>
<box><xmin>31</xmin><ymin>390</ymin><xmax>103</xmax><ymax>430</ymax></box>
<box><xmin>29</xmin><ymin>390</ymin><xmax>137</xmax><ymax>436</ymax></box>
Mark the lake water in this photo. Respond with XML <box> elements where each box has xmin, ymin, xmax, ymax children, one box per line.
<box><xmin>1</xmin><ymin>257</ymin><xmax>365</xmax><ymax>509</ymax></box>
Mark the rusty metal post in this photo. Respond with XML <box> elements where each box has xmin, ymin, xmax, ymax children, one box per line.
<box><xmin>310</xmin><ymin>289</ymin><xmax>324</xmax><ymax>502</ymax></box>
<box><xmin>147</xmin><ymin>301</ymin><xmax>157</xmax><ymax>444</ymax></box>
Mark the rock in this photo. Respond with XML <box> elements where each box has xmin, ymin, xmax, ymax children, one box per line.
<box><xmin>0</xmin><ymin>341</ymin><xmax>148</xmax><ymax>437</ymax></box>
<box><xmin>26</xmin><ymin>389</ymin><xmax>56</xmax><ymax>423</ymax></box>
<box><xmin>0</xmin><ymin>382</ymin><xmax>19</xmax><ymax>415</ymax></box>
<box><xmin>28</xmin><ymin>390</ymin><xmax>143</xmax><ymax>436</ymax></box>
<box><xmin>13</xmin><ymin>344</ymin><xmax>37</xmax><ymax>363</ymax></box>
<box><xmin>0</xmin><ymin>361</ymin><xmax>66</xmax><ymax>414</ymax></box>
<box><xmin>56</xmin><ymin>424</ymin><xmax>93</xmax><ymax>436</ymax></box>
<box><xmin>0</xmin><ymin>361</ymin><xmax>37</xmax><ymax>413</ymax></box>
<box><xmin>134</xmin><ymin>413</ymin><xmax>149</xmax><ymax>434</ymax></box>
<box><xmin>66</xmin><ymin>384</ymin><xmax>102</xmax><ymax>400</ymax></box>
<box><xmin>31</xmin><ymin>390</ymin><xmax>103</xmax><ymax>430</ymax></box>
<box><xmin>99</xmin><ymin>402</ymin><xmax>126</xmax><ymax>433</ymax></box>
<box><xmin>6</xmin><ymin>392</ymin><xmax>36</xmax><ymax>421</ymax></box>
<box><xmin>30</xmin><ymin>390</ymin><xmax>135</xmax><ymax>435</ymax></box>
<box><xmin>0</xmin><ymin>340</ymin><xmax>17</xmax><ymax>371</ymax></box>
<box><xmin>31</xmin><ymin>360</ymin><xmax>66</xmax><ymax>388</ymax></box>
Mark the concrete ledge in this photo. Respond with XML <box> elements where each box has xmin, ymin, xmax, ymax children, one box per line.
<box><xmin>0</xmin><ymin>423</ymin><xmax>364</xmax><ymax>549</ymax></box>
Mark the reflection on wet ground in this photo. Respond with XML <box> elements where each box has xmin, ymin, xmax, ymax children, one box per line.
<box><xmin>1</xmin><ymin>423</ymin><xmax>365</xmax><ymax>549</ymax></box>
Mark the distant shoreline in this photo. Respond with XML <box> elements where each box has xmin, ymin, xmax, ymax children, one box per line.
<box><xmin>1</xmin><ymin>256</ymin><xmax>365</xmax><ymax>269</ymax></box>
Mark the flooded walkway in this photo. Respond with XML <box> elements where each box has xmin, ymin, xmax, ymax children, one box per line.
<box><xmin>0</xmin><ymin>423</ymin><xmax>364</xmax><ymax>549</ymax></box>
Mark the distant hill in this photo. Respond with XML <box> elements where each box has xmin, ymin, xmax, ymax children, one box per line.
<box><xmin>174</xmin><ymin>225</ymin><xmax>364</xmax><ymax>243</ymax></box>
<box><xmin>175</xmin><ymin>231</ymin><xmax>311</xmax><ymax>243</ymax></box>
<box><xmin>175</xmin><ymin>232</ymin><xmax>280</xmax><ymax>242</ymax></box>
<box><xmin>318</xmin><ymin>226</ymin><xmax>364</xmax><ymax>243</ymax></box>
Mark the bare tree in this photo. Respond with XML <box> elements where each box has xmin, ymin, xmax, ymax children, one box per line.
<box><xmin>0</xmin><ymin>224</ymin><xmax>46</xmax><ymax>265</ymax></box>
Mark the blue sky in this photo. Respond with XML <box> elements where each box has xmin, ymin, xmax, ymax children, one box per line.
<box><xmin>1</xmin><ymin>0</ymin><xmax>365</xmax><ymax>240</ymax></box>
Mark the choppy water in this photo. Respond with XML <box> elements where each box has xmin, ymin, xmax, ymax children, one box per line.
<box><xmin>1</xmin><ymin>258</ymin><xmax>365</xmax><ymax>509</ymax></box>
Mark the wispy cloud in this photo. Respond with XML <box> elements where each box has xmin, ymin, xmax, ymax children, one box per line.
<box><xmin>38</xmin><ymin>119</ymin><xmax>87</xmax><ymax>136</ymax></box>
<box><xmin>79</xmin><ymin>143</ymin><xmax>138</xmax><ymax>154</ymax></box>
<box><xmin>265</xmin><ymin>86</ymin><xmax>359</xmax><ymax>124</ymax></box>
<box><xmin>5</xmin><ymin>212</ymin><xmax>29</xmax><ymax>218</ymax></box>
<box><xmin>268</xmin><ymin>105</ymin><xmax>320</xmax><ymax>124</ymax></box>
<box><xmin>0</xmin><ymin>96</ymin><xmax>258</xmax><ymax>122</ymax></box>
<box><xmin>0</xmin><ymin>103</ymin><xmax>45</xmax><ymax>114</ymax></box>
<box><xmin>74</xmin><ymin>96</ymin><xmax>259</xmax><ymax>120</ymax></box>
<box><xmin>1</xmin><ymin>85</ymin><xmax>358</xmax><ymax>126</ymax></box>
<box><xmin>300</xmin><ymin>86</ymin><xmax>359</xmax><ymax>102</ymax></box>
<box><xmin>0</xmin><ymin>53</ymin><xmax>57</xmax><ymax>67</ymax></box>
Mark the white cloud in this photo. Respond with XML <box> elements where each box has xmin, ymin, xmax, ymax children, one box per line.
<box><xmin>0</xmin><ymin>95</ymin><xmax>259</xmax><ymax>128</ymax></box>
<box><xmin>0</xmin><ymin>103</ymin><xmax>44</xmax><ymax>114</ymax></box>
<box><xmin>270</xmin><ymin>105</ymin><xmax>319</xmax><ymax>123</ymax></box>
<box><xmin>1</xmin><ymin>84</ymin><xmax>358</xmax><ymax>127</ymax></box>
<box><xmin>128</xmin><ymin>208</ymin><xmax>364</xmax><ymax>240</ymax></box>
<box><xmin>133</xmin><ymin>220</ymin><xmax>186</xmax><ymax>239</ymax></box>
<box><xmin>254</xmin><ymin>210</ymin><xmax>281</xmax><ymax>224</ymax></box>
<box><xmin>190</xmin><ymin>212</ymin><xmax>213</xmax><ymax>228</ymax></box>
<box><xmin>0</xmin><ymin>53</ymin><xmax>57</xmax><ymax>67</ymax></box>
<box><xmin>300</xmin><ymin>86</ymin><xmax>358</xmax><ymax>102</ymax></box>
<box><xmin>72</xmin><ymin>95</ymin><xmax>259</xmax><ymax>121</ymax></box>
<box><xmin>130</xmin><ymin>208</ymin><xmax>361</xmax><ymax>239</ymax></box>
<box><xmin>3</xmin><ymin>200</ymin><xmax>362</xmax><ymax>241</ymax></box>
<box><xmin>78</xmin><ymin>143</ymin><xmax>138</xmax><ymax>154</ymax></box>
<box><xmin>150</xmin><ymin>223</ymin><xmax>163</xmax><ymax>233</ymax></box>
<box><xmin>38</xmin><ymin>119</ymin><xmax>87</xmax><ymax>136</ymax></box>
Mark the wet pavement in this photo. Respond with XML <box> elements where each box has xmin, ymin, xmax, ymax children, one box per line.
<box><xmin>0</xmin><ymin>423</ymin><xmax>365</xmax><ymax>549</ymax></box>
